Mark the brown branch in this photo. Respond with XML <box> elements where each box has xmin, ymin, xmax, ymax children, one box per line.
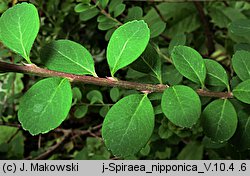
<box><xmin>194</xmin><ymin>1</ymin><xmax>215</xmax><ymax>56</ymax></box>
<box><xmin>152</xmin><ymin>4</ymin><xmax>167</xmax><ymax>23</ymax></box>
<box><xmin>0</xmin><ymin>121</ymin><xmax>21</xmax><ymax>128</ymax></box>
<box><xmin>0</xmin><ymin>61</ymin><xmax>233</xmax><ymax>98</ymax></box>
<box><xmin>32</xmin><ymin>124</ymin><xmax>102</xmax><ymax>160</ymax></box>
<box><xmin>196</xmin><ymin>89</ymin><xmax>233</xmax><ymax>98</ymax></box>
<box><xmin>33</xmin><ymin>129</ymin><xmax>71</xmax><ymax>160</ymax></box>
<box><xmin>91</xmin><ymin>0</ymin><xmax>123</xmax><ymax>26</ymax></box>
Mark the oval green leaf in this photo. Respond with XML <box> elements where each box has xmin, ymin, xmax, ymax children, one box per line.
<box><xmin>114</xmin><ymin>4</ymin><xmax>126</xmax><ymax>18</ymax></box>
<box><xmin>161</xmin><ymin>85</ymin><xmax>201</xmax><ymax>128</ymax></box>
<box><xmin>171</xmin><ymin>46</ymin><xmax>206</xmax><ymax>87</ymax></box>
<box><xmin>130</xmin><ymin>44</ymin><xmax>159</xmax><ymax>73</ymax></box>
<box><xmin>177</xmin><ymin>141</ymin><xmax>203</xmax><ymax>160</ymax></box>
<box><xmin>201</xmin><ymin>99</ymin><xmax>237</xmax><ymax>142</ymax></box>
<box><xmin>168</xmin><ymin>33</ymin><xmax>186</xmax><ymax>55</ymax></box>
<box><xmin>102</xmin><ymin>94</ymin><xmax>154</xmax><ymax>157</ymax></box>
<box><xmin>204</xmin><ymin>59</ymin><xmax>229</xmax><ymax>90</ymax></box>
<box><xmin>230</xmin><ymin>109</ymin><xmax>250</xmax><ymax>151</ymax></box>
<box><xmin>98</xmin><ymin>18</ymin><xmax>119</xmax><ymax>31</ymax></box>
<box><xmin>110</xmin><ymin>87</ymin><xmax>120</xmax><ymax>102</ymax></box>
<box><xmin>107</xmin><ymin>20</ymin><xmax>150</xmax><ymax>76</ymax></box>
<box><xmin>74</xmin><ymin>105</ymin><xmax>88</xmax><ymax>119</ymax></box>
<box><xmin>229</xmin><ymin>19</ymin><xmax>250</xmax><ymax>37</ymax></box>
<box><xmin>74</xmin><ymin>3</ymin><xmax>91</xmax><ymax>13</ymax></box>
<box><xmin>125</xmin><ymin>6</ymin><xmax>143</xmax><ymax>22</ymax></box>
<box><xmin>18</xmin><ymin>77</ymin><xmax>72</xmax><ymax>135</ymax></box>
<box><xmin>130</xmin><ymin>43</ymin><xmax>162</xmax><ymax>83</ymax></box>
<box><xmin>86</xmin><ymin>90</ymin><xmax>103</xmax><ymax>104</ymax></box>
<box><xmin>40</xmin><ymin>40</ymin><xmax>97</xmax><ymax>77</ymax></box>
<box><xmin>232</xmin><ymin>50</ymin><xmax>250</xmax><ymax>81</ymax></box>
<box><xmin>233</xmin><ymin>79</ymin><xmax>250</xmax><ymax>104</ymax></box>
<box><xmin>0</xmin><ymin>3</ymin><xmax>39</xmax><ymax>63</ymax></box>
<box><xmin>79</xmin><ymin>7</ymin><xmax>99</xmax><ymax>21</ymax></box>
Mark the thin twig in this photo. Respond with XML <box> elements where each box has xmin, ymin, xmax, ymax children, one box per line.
<box><xmin>152</xmin><ymin>4</ymin><xmax>167</xmax><ymax>23</ymax></box>
<box><xmin>0</xmin><ymin>61</ymin><xmax>234</xmax><ymax>98</ymax></box>
<box><xmin>194</xmin><ymin>1</ymin><xmax>215</xmax><ymax>55</ymax></box>
<box><xmin>91</xmin><ymin>0</ymin><xmax>123</xmax><ymax>26</ymax></box>
<box><xmin>0</xmin><ymin>121</ymin><xmax>21</xmax><ymax>128</ymax></box>
<box><xmin>38</xmin><ymin>134</ymin><xmax>41</xmax><ymax>149</ymax></box>
<box><xmin>33</xmin><ymin>130</ymin><xmax>71</xmax><ymax>160</ymax></box>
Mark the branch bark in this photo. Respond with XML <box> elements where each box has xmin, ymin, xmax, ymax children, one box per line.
<box><xmin>0</xmin><ymin>61</ymin><xmax>233</xmax><ymax>98</ymax></box>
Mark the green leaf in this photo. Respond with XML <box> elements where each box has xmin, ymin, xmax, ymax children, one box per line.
<box><xmin>79</xmin><ymin>7</ymin><xmax>99</xmax><ymax>21</ymax></box>
<box><xmin>204</xmin><ymin>59</ymin><xmax>229</xmax><ymax>90</ymax></box>
<box><xmin>98</xmin><ymin>18</ymin><xmax>119</xmax><ymax>31</ymax></box>
<box><xmin>105</xmin><ymin>28</ymin><xmax>115</xmax><ymax>41</ymax></box>
<box><xmin>99</xmin><ymin>0</ymin><xmax>109</xmax><ymax>9</ymax></box>
<box><xmin>107</xmin><ymin>20</ymin><xmax>150</xmax><ymax>76</ymax></box>
<box><xmin>41</xmin><ymin>40</ymin><xmax>97</xmax><ymax>77</ymax></box>
<box><xmin>130</xmin><ymin>44</ymin><xmax>162</xmax><ymax>83</ymax></box>
<box><xmin>208</xmin><ymin>6</ymin><xmax>231</xmax><ymax>28</ymax></box>
<box><xmin>168</xmin><ymin>33</ymin><xmax>186</xmax><ymax>55</ymax></box>
<box><xmin>234</xmin><ymin>43</ymin><xmax>250</xmax><ymax>52</ymax></box>
<box><xmin>110</xmin><ymin>87</ymin><xmax>120</xmax><ymax>102</ymax></box>
<box><xmin>0</xmin><ymin>3</ymin><xmax>39</xmax><ymax>63</ymax></box>
<box><xmin>143</xmin><ymin>5</ymin><xmax>166</xmax><ymax>38</ymax></box>
<box><xmin>0</xmin><ymin>126</ymin><xmax>18</xmax><ymax>145</ymax></box>
<box><xmin>0</xmin><ymin>2</ymin><xmax>8</xmax><ymax>13</ymax></box>
<box><xmin>158</xmin><ymin>123</ymin><xmax>173</xmax><ymax>139</ymax></box>
<box><xmin>165</xmin><ymin>12</ymin><xmax>200</xmax><ymax>38</ymax></box>
<box><xmin>229</xmin><ymin>19</ymin><xmax>250</xmax><ymax>37</ymax></box>
<box><xmin>87</xmin><ymin>90</ymin><xmax>103</xmax><ymax>104</ymax></box>
<box><xmin>74</xmin><ymin>105</ymin><xmax>88</xmax><ymax>118</ymax></box>
<box><xmin>74</xmin><ymin>137</ymin><xmax>111</xmax><ymax>159</ymax></box>
<box><xmin>7</xmin><ymin>131</ymin><xmax>24</xmax><ymax>159</ymax></box>
<box><xmin>108</xmin><ymin>0</ymin><xmax>123</xmax><ymax>13</ymax></box>
<box><xmin>177</xmin><ymin>141</ymin><xmax>203</xmax><ymax>160</ymax></box>
<box><xmin>18</xmin><ymin>77</ymin><xmax>72</xmax><ymax>135</ymax></box>
<box><xmin>202</xmin><ymin>137</ymin><xmax>226</xmax><ymax>149</ymax></box>
<box><xmin>155</xmin><ymin>147</ymin><xmax>171</xmax><ymax>159</ymax></box>
<box><xmin>171</xmin><ymin>46</ymin><xmax>206</xmax><ymax>87</ymax></box>
<box><xmin>72</xmin><ymin>87</ymin><xmax>82</xmax><ymax>102</ymax></box>
<box><xmin>233</xmin><ymin>79</ymin><xmax>250</xmax><ymax>104</ymax></box>
<box><xmin>114</xmin><ymin>4</ymin><xmax>125</xmax><ymax>18</ymax></box>
<box><xmin>97</xmin><ymin>15</ymin><xmax>107</xmax><ymax>22</ymax></box>
<box><xmin>230</xmin><ymin>109</ymin><xmax>250</xmax><ymax>151</ymax></box>
<box><xmin>74</xmin><ymin>3</ymin><xmax>91</xmax><ymax>13</ymax></box>
<box><xmin>162</xmin><ymin>65</ymin><xmax>183</xmax><ymax>85</ymax></box>
<box><xmin>232</xmin><ymin>50</ymin><xmax>250</xmax><ymax>81</ymax></box>
<box><xmin>125</xmin><ymin>6</ymin><xmax>143</xmax><ymax>22</ymax></box>
<box><xmin>148</xmin><ymin>20</ymin><xmax>166</xmax><ymax>38</ymax></box>
<box><xmin>99</xmin><ymin>105</ymin><xmax>110</xmax><ymax>117</ymax></box>
<box><xmin>140</xmin><ymin>143</ymin><xmax>150</xmax><ymax>156</ymax></box>
<box><xmin>201</xmin><ymin>99</ymin><xmax>237</xmax><ymax>142</ymax></box>
<box><xmin>161</xmin><ymin>85</ymin><xmax>201</xmax><ymax>128</ymax></box>
<box><xmin>102</xmin><ymin>94</ymin><xmax>154</xmax><ymax>157</ymax></box>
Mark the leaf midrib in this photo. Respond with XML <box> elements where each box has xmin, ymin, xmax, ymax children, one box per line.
<box><xmin>26</xmin><ymin>78</ymin><xmax>67</xmax><ymax>125</ymax></box>
<box><xmin>241</xmin><ymin>58</ymin><xmax>250</xmax><ymax>80</ymax></box>
<box><xmin>172</xmin><ymin>87</ymin><xmax>189</xmax><ymax>125</ymax></box>
<box><xmin>117</xmin><ymin>95</ymin><xmax>147</xmax><ymax>148</ymax></box>
<box><xmin>207</xmin><ymin>72</ymin><xmax>228</xmax><ymax>86</ymax></box>
<box><xmin>178</xmin><ymin>53</ymin><xmax>204</xmax><ymax>86</ymax></box>
<box><xmin>141</xmin><ymin>56</ymin><xmax>161</xmax><ymax>82</ymax></box>
<box><xmin>111</xmin><ymin>28</ymin><xmax>140</xmax><ymax>75</ymax></box>
<box><xmin>214</xmin><ymin>100</ymin><xmax>227</xmax><ymax>139</ymax></box>
<box><xmin>49</xmin><ymin>46</ymin><xmax>94</xmax><ymax>75</ymax></box>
